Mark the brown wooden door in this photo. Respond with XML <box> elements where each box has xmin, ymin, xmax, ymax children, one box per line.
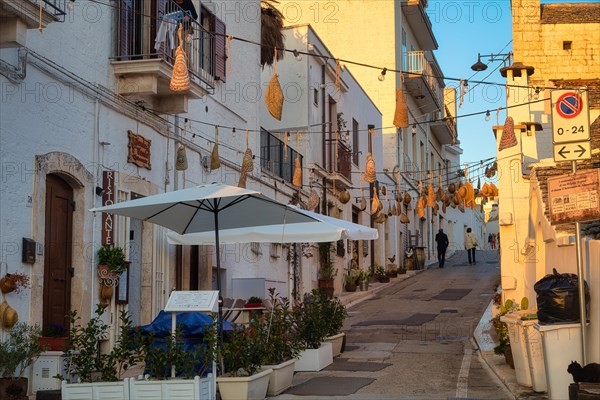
<box><xmin>43</xmin><ymin>174</ymin><xmax>74</xmax><ymax>333</ymax></box>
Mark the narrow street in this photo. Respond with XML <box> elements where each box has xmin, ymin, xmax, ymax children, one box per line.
<box><xmin>274</xmin><ymin>250</ymin><xmax>512</xmax><ymax>400</ymax></box>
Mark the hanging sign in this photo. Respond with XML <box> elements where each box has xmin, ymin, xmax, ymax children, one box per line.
<box><xmin>127</xmin><ymin>130</ymin><xmax>152</xmax><ymax>170</ymax></box>
<box><xmin>548</xmin><ymin>169</ymin><xmax>600</xmax><ymax>225</ymax></box>
<box><xmin>102</xmin><ymin>170</ymin><xmax>115</xmax><ymax>245</ymax></box>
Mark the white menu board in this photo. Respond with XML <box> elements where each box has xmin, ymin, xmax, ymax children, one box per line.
<box><xmin>164</xmin><ymin>291</ymin><xmax>219</xmax><ymax>312</ymax></box>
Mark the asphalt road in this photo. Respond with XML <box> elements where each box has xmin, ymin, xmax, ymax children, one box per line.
<box><xmin>273</xmin><ymin>250</ymin><xmax>513</xmax><ymax>400</ymax></box>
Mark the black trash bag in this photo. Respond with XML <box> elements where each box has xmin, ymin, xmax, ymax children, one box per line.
<box><xmin>534</xmin><ymin>268</ymin><xmax>590</xmax><ymax>325</ymax></box>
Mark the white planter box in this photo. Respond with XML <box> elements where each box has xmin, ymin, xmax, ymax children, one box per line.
<box><xmin>262</xmin><ymin>359</ymin><xmax>295</xmax><ymax>396</ymax></box>
<box><xmin>130</xmin><ymin>375</ymin><xmax>214</xmax><ymax>400</ymax></box>
<box><xmin>324</xmin><ymin>333</ymin><xmax>345</xmax><ymax>357</ymax></box>
<box><xmin>61</xmin><ymin>380</ymin><xmax>129</xmax><ymax>400</ymax></box>
<box><xmin>61</xmin><ymin>376</ymin><xmax>214</xmax><ymax>400</ymax></box>
<box><xmin>217</xmin><ymin>368</ymin><xmax>272</xmax><ymax>400</ymax></box>
<box><xmin>295</xmin><ymin>343</ymin><xmax>333</xmax><ymax>372</ymax></box>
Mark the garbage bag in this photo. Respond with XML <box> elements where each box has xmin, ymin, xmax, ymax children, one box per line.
<box><xmin>534</xmin><ymin>268</ymin><xmax>590</xmax><ymax>325</ymax></box>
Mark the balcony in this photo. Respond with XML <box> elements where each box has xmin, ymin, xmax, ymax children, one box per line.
<box><xmin>404</xmin><ymin>51</ymin><xmax>443</xmax><ymax>113</ymax></box>
<box><xmin>111</xmin><ymin>0</ymin><xmax>225</xmax><ymax>113</ymax></box>
<box><xmin>336</xmin><ymin>141</ymin><xmax>352</xmax><ymax>182</ymax></box>
<box><xmin>0</xmin><ymin>0</ymin><xmax>66</xmax><ymax>47</ymax></box>
<box><xmin>430</xmin><ymin>106</ymin><xmax>457</xmax><ymax>145</ymax></box>
<box><xmin>260</xmin><ymin>129</ymin><xmax>303</xmax><ymax>185</ymax></box>
<box><xmin>401</xmin><ymin>0</ymin><xmax>437</xmax><ymax>51</ymax></box>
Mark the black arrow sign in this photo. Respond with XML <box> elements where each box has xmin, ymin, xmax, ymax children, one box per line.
<box><xmin>558</xmin><ymin>146</ymin><xmax>570</xmax><ymax>158</ymax></box>
<box><xmin>575</xmin><ymin>145</ymin><xmax>586</xmax><ymax>157</ymax></box>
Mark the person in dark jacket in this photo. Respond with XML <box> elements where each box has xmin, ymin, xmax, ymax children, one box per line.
<box><xmin>435</xmin><ymin>229</ymin><xmax>449</xmax><ymax>268</ymax></box>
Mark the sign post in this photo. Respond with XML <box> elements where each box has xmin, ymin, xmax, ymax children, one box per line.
<box><xmin>550</xmin><ymin>88</ymin><xmax>592</xmax><ymax>364</ymax></box>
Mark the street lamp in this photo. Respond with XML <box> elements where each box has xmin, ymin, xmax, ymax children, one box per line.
<box><xmin>470</xmin><ymin>52</ymin><xmax>513</xmax><ymax>72</ymax></box>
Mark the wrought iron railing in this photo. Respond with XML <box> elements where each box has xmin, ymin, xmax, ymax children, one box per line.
<box><xmin>404</xmin><ymin>51</ymin><xmax>442</xmax><ymax>108</ymax></box>
<box><xmin>23</xmin><ymin>0</ymin><xmax>67</xmax><ymax>21</ymax></box>
<box><xmin>260</xmin><ymin>129</ymin><xmax>303</xmax><ymax>184</ymax></box>
<box><xmin>336</xmin><ymin>141</ymin><xmax>352</xmax><ymax>181</ymax></box>
<box><xmin>115</xmin><ymin>0</ymin><xmax>215</xmax><ymax>90</ymax></box>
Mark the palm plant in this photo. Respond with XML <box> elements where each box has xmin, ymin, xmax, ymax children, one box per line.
<box><xmin>261</xmin><ymin>0</ymin><xmax>285</xmax><ymax>67</ymax></box>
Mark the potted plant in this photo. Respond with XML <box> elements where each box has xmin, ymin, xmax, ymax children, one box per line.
<box><xmin>293</xmin><ymin>290</ymin><xmax>334</xmax><ymax>371</ymax></box>
<box><xmin>374</xmin><ymin>266</ymin><xmax>389</xmax><ymax>283</ymax></box>
<box><xmin>97</xmin><ymin>245</ymin><xmax>128</xmax><ymax>304</ymax></box>
<box><xmin>323</xmin><ymin>296</ymin><xmax>348</xmax><ymax>357</ymax></box>
<box><xmin>358</xmin><ymin>271</ymin><xmax>370</xmax><ymax>291</ymax></box>
<box><xmin>490</xmin><ymin>296</ymin><xmax>519</xmax><ymax>369</ymax></box>
<box><xmin>0</xmin><ymin>272</ymin><xmax>30</xmax><ymax>295</ymax></box>
<box><xmin>39</xmin><ymin>323</ymin><xmax>69</xmax><ymax>352</ymax></box>
<box><xmin>244</xmin><ymin>296</ymin><xmax>263</xmax><ymax>308</ymax></box>
<box><xmin>344</xmin><ymin>273</ymin><xmax>359</xmax><ymax>292</ymax></box>
<box><xmin>217</xmin><ymin>316</ymin><xmax>272</xmax><ymax>400</ymax></box>
<box><xmin>261</xmin><ymin>288</ymin><xmax>304</xmax><ymax>396</ymax></box>
<box><xmin>0</xmin><ymin>322</ymin><xmax>47</xmax><ymax>400</ymax></box>
<box><xmin>387</xmin><ymin>264</ymin><xmax>398</xmax><ymax>278</ymax></box>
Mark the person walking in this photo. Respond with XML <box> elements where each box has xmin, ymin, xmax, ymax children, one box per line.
<box><xmin>491</xmin><ymin>233</ymin><xmax>497</xmax><ymax>250</ymax></box>
<box><xmin>465</xmin><ymin>227</ymin><xmax>478</xmax><ymax>265</ymax></box>
<box><xmin>435</xmin><ymin>229</ymin><xmax>449</xmax><ymax>268</ymax></box>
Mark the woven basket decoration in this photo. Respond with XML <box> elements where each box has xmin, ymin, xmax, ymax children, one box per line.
<box><xmin>448</xmin><ymin>183</ymin><xmax>456</xmax><ymax>194</ymax></box>
<box><xmin>458</xmin><ymin>184</ymin><xmax>467</xmax><ymax>201</ymax></box>
<box><xmin>365</xmin><ymin>153</ymin><xmax>377</xmax><ymax>183</ymax></box>
<box><xmin>175</xmin><ymin>144</ymin><xmax>188</xmax><ymax>171</ymax></box>
<box><xmin>490</xmin><ymin>182</ymin><xmax>499</xmax><ymax>198</ymax></box>
<box><xmin>1</xmin><ymin>300</ymin><xmax>18</xmax><ymax>329</ymax></box>
<box><xmin>400</xmin><ymin>211</ymin><xmax>410</xmax><ymax>224</ymax></box>
<box><xmin>436</xmin><ymin>186</ymin><xmax>443</xmax><ymax>202</ymax></box>
<box><xmin>403</xmin><ymin>192</ymin><xmax>412</xmax><ymax>206</ymax></box>
<box><xmin>477</xmin><ymin>178</ymin><xmax>481</xmax><ymax>190</ymax></box>
<box><xmin>443</xmin><ymin>193</ymin><xmax>451</xmax><ymax>207</ymax></box>
<box><xmin>452</xmin><ymin>193</ymin><xmax>461</xmax><ymax>206</ymax></box>
<box><xmin>338</xmin><ymin>190</ymin><xmax>351</xmax><ymax>204</ymax></box>
<box><xmin>359</xmin><ymin>196</ymin><xmax>367</xmax><ymax>212</ymax></box>
<box><xmin>484</xmin><ymin>166</ymin><xmax>491</xmax><ymax>178</ymax></box>
<box><xmin>417</xmin><ymin>196</ymin><xmax>426</xmax><ymax>220</ymax></box>
<box><xmin>292</xmin><ymin>155</ymin><xmax>302</xmax><ymax>187</ymax></box>
<box><xmin>0</xmin><ymin>276</ymin><xmax>17</xmax><ymax>294</ymax></box>
<box><xmin>375</xmin><ymin>213</ymin><xmax>386</xmax><ymax>224</ymax></box>
<box><xmin>307</xmin><ymin>189</ymin><xmax>320</xmax><ymax>211</ymax></box>
<box><xmin>238</xmin><ymin>148</ymin><xmax>254</xmax><ymax>188</ymax></box>
<box><xmin>427</xmin><ymin>183</ymin><xmax>436</xmax><ymax>207</ymax></box>
<box><xmin>380</xmin><ymin>185</ymin><xmax>387</xmax><ymax>197</ymax></box>
<box><xmin>481</xmin><ymin>182</ymin><xmax>490</xmax><ymax>197</ymax></box>
<box><xmin>371</xmin><ymin>186</ymin><xmax>382</xmax><ymax>214</ymax></box>
<box><xmin>211</xmin><ymin>127</ymin><xmax>221</xmax><ymax>170</ymax></box>
<box><xmin>464</xmin><ymin>181</ymin><xmax>475</xmax><ymax>204</ymax></box>
<box><xmin>266</xmin><ymin>72</ymin><xmax>284</xmax><ymax>120</ymax></box>
<box><xmin>442</xmin><ymin>202</ymin><xmax>447</xmax><ymax>214</ymax></box>
<box><xmin>499</xmin><ymin>116</ymin><xmax>517</xmax><ymax>151</ymax></box>
<box><xmin>433</xmin><ymin>203</ymin><xmax>439</xmax><ymax>216</ymax></box>
<box><xmin>393</xmin><ymin>88</ymin><xmax>409</xmax><ymax>128</ymax></box>
<box><xmin>170</xmin><ymin>26</ymin><xmax>191</xmax><ymax>92</ymax></box>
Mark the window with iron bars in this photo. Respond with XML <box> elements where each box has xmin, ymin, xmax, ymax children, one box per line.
<box><xmin>260</xmin><ymin>129</ymin><xmax>303</xmax><ymax>184</ymax></box>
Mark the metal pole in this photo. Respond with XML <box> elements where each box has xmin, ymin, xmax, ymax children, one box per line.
<box><xmin>572</xmin><ymin>160</ymin><xmax>587</xmax><ymax>365</ymax></box>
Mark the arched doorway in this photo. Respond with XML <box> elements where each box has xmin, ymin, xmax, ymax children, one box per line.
<box><xmin>43</xmin><ymin>174</ymin><xmax>74</xmax><ymax>334</ymax></box>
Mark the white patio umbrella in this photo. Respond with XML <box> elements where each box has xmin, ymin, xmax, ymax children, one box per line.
<box><xmin>166</xmin><ymin>205</ymin><xmax>378</xmax><ymax>245</ymax></box>
<box><xmin>90</xmin><ymin>183</ymin><xmax>322</xmax><ymax>298</ymax></box>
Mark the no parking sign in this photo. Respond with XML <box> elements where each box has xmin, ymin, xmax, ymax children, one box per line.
<box><xmin>551</xmin><ymin>89</ymin><xmax>590</xmax><ymax>144</ymax></box>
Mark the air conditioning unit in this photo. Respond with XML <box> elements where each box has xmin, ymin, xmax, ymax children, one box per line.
<box><xmin>32</xmin><ymin>353</ymin><xmax>67</xmax><ymax>392</ymax></box>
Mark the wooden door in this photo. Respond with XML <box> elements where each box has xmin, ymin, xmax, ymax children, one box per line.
<box><xmin>43</xmin><ymin>174</ymin><xmax>74</xmax><ymax>333</ymax></box>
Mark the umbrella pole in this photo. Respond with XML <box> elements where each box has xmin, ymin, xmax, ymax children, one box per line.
<box><xmin>214</xmin><ymin>209</ymin><xmax>225</xmax><ymax>372</ymax></box>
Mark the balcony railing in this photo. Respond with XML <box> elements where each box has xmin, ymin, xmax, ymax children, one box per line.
<box><xmin>36</xmin><ymin>0</ymin><xmax>66</xmax><ymax>20</ymax></box>
<box><xmin>404</xmin><ymin>51</ymin><xmax>442</xmax><ymax>110</ymax></box>
<box><xmin>115</xmin><ymin>0</ymin><xmax>216</xmax><ymax>91</ymax></box>
<box><xmin>336</xmin><ymin>142</ymin><xmax>352</xmax><ymax>181</ymax></box>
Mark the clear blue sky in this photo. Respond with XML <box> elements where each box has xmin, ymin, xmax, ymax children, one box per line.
<box><xmin>429</xmin><ymin>0</ymin><xmax>598</xmax><ymax>166</ymax></box>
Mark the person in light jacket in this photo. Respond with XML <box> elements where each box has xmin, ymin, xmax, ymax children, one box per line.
<box><xmin>465</xmin><ymin>228</ymin><xmax>478</xmax><ymax>265</ymax></box>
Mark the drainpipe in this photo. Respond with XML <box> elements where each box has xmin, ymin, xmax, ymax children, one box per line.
<box><xmin>92</xmin><ymin>99</ymin><xmax>99</xmax><ymax>317</ymax></box>
<box><xmin>321</xmin><ymin>65</ymin><xmax>327</xmax><ymax>213</ymax></box>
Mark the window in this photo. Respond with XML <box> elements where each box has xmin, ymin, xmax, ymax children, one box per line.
<box><xmin>402</xmin><ymin>28</ymin><xmax>407</xmax><ymax>71</ymax></box>
<box><xmin>260</xmin><ymin>129</ymin><xmax>303</xmax><ymax>184</ymax></box>
<box><xmin>352</xmin><ymin>119</ymin><xmax>359</xmax><ymax>165</ymax></box>
<box><xmin>563</xmin><ymin>41</ymin><xmax>572</xmax><ymax>51</ymax></box>
<box><xmin>368</xmin><ymin>124</ymin><xmax>375</xmax><ymax>154</ymax></box>
<box><xmin>117</xmin><ymin>0</ymin><xmax>226</xmax><ymax>86</ymax></box>
<box><xmin>313</xmin><ymin>87</ymin><xmax>319</xmax><ymax>106</ymax></box>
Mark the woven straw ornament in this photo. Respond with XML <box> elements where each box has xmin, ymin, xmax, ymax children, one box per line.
<box><xmin>427</xmin><ymin>183</ymin><xmax>436</xmax><ymax>207</ymax></box>
<box><xmin>443</xmin><ymin>193</ymin><xmax>451</xmax><ymax>207</ymax></box>
<box><xmin>499</xmin><ymin>116</ymin><xmax>518</xmax><ymax>151</ymax></box>
<box><xmin>0</xmin><ymin>300</ymin><xmax>18</xmax><ymax>329</ymax></box>
<box><xmin>393</xmin><ymin>88</ymin><xmax>409</xmax><ymax>128</ymax></box>
<box><xmin>490</xmin><ymin>182</ymin><xmax>499</xmax><ymax>198</ymax></box>
<box><xmin>211</xmin><ymin>127</ymin><xmax>221</xmax><ymax>170</ymax></box>
<box><xmin>175</xmin><ymin>145</ymin><xmax>188</xmax><ymax>171</ymax></box>
<box><xmin>338</xmin><ymin>190</ymin><xmax>351</xmax><ymax>204</ymax></box>
<box><xmin>307</xmin><ymin>189</ymin><xmax>320</xmax><ymax>211</ymax></box>
<box><xmin>371</xmin><ymin>186</ymin><xmax>382</xmax><ymax>214</ymax></box>
<box><xmin>464</xmin><ymin>181</ymin><xmax>475</xmax><ymax>204</ymax></box>
<box><xmin>237</xmin><ymin>148</ymin><xmax>254</xmax><ymax>188</ymax></box>
<box><xmin>364</xmin><ymin>153</ymin><xmax>377</xmax><ymax>183</ymax></box>
<box><xmin>400</xmin><ymin>211</ymin><xmax>410</xmax><ymax>224</ymax></box>
<box><xmin>170</xmin><ymin>26</ymin><xmax>191</xmax><ymax>92</ymax></box>
<box><xmin>403</xmin><ymin>192</ymin><xmax>412</xmax><ymax>205</ymax></box>
<box><xmin>448</xmin><ymin>183</ymin><xmax>456</xmax><ymax>194</ymax></box>
<box><xmin>359</xmin><ymin>197</ymin><xmax>367</xmax><ymax>211</ymax></box>
<box><xmin>481</xmin><ymin>182</ymin><xmax>491</xmax><ymax>197</ymax></box>
<box><xmin>292</xmin><ymin>155</ymin><xmax>302</xmax><ymax>187</ymax></box>
<box><xmin>417</xmin><ymin>196</ymin><xmax>426</xmax><ymax>219</ymax></box>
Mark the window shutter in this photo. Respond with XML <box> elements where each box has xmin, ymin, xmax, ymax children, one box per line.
<box><xmin>118</xmin><ymin>0</ymin><xmax>132</xmax><ymax>57</ymax></box>
<box><xmin>214</xmin><ymin>16</ymin><xmax>226</xmax><ymax>82</ymax></box>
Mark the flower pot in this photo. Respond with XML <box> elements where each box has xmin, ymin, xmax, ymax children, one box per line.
<box><xmin>376</xmin><ymin>276</ymin><xmax>390</xmax><ymax>283</ymax></box>
<box><xmin>387</xmin><ymin>271</ymin><xmax>398</xmax><ymax>278</ymax></box>
<box><xmin>404</xmin><ymin>257</ymin><xmax>414</xmax><ymax>271</ymax></box>
<box><xmin>244</xmin><ymin>303</ymin><xmax>263</xmax><ymax>309</ymax></box>
<box><xmin>100</xmin><ymin>284</ymin><xmax>113</xmax><ymax>303</ymax></box>
<box><xmin>295</xmin><ymin>343</ymin><xmax>333</xmax><ymax>371</ymax></box>
<box><xmin>0</xmin><ymin>276</ymin><xmax>17</xmax><ymax>294</ymax></box>
<box><xmin>504</xmin><ymin>346</ymin><xmax>515</xmax><ymax>369</ymax></box>
<box><xmin>217</xmin><ymin>368</ymin><xmax>272</xmax><ymax>400</ymax></box>
<box><xmin>359</xmin><ymin>280</ymin><xmax>369</xmax><ymax>291</ymax></box>
<box><xmin>344</xmin><ymin>283</ymin><xmax>357</xmax><ymax>292</ymax></box>
<box><xmin>39</xmin><ymin>336</ymin><xmax>69</xmax><ymax>352</ymax></box>
<box><xmin>0</xmin><ymin>377</ymin><xmax>28</xmax><ymax>400</ymax></box>
<box><xmin>262</xmin><ymin>359</ymin><xmax>295</xmax><ymax>396</ymax></box>
<box><xmin>324</xmin><ymin>333</ymin><xmax>345</xmax><ymax>357</ymax></box>
<box><xmin>318</xmin><ymin>279</ymin><xmax>334</xmax><ymax>299</ymax></box>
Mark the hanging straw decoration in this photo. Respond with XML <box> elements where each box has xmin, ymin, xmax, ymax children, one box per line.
<box><xmin>335</xmin><ymin>58</ymin><xmax>341</xmax><ymax>93</ymax></box>
<box><xmin>226</xmin><ymin>35</ymin><xmax>233</xmax><ymax>75</ymax></box>
<box><xmin>364</xmin><ymin>152</ymin><xmax>377</xmax><ymax>183</ymax></box>
<box><xmin>175</xmin><ymin>144</ymin><xmax>188</xmax><ymax>171</ymax></box>
<box><xmin>427</xmin><ymin>182</ymin><xmax>436</xmax><ymax>207</ymax></box>
<box><xmin>291</xmin><ymin>155</ymin><xmax>302</xmax><ymax>187</ymax></box>
<box><xmin>464</xmin><ymin>181</ymin><xmax>475</xmax><ymax>206</ymax></box>
<box><xmin>481</xmin><ymin>182</ymin><xmax>491</xmax><ymax>198</ymax></box>
<box><xmin>417</xmin><ymin>195</ymin><xmax>426</xmax><ymax>220</ymax></box>
<box><xmin>477</xmin><ymin>177</ymin><xmax>481</xmax><ymax>190</ymax></box>
<box><xmin>400</xmin><ymin>209</ymin><xmax>410</xmax><ymax>224</ymax></box>
<box><xmin>265</xmin><ymin>48</ymin><xmax>284</xmax><ymax>120</ymax></box>
<box><xmin>338</xmin><ymin>190</ymin><xmax>351</xmax><ymax>204</ymax></box>
<box><xmin>371</xmin><ymin>186</ymin><xmax>382</xmax><ymax>214</ymax></box>
<box><xmin>283</xmin><ymin>131</ymin><xmax>289</xmax><ymax>161</ymax></box>
<box><xmin>419</xmin><ymin>180</ymin><xmax>423</xmax><ymax>195</ymax></box>
<box><xmin>38</xmin><ymin>0</ymin><xmax>43</xmax><ymax>32</ymax></box>
<box><xmin>238</xmin><ymin>131</ymin><xmax>254</xmax><ymax>188</ymax></box>
<box><xmin>403</xmin><ymin>192</ymin><xmax>412</xmax><ymax>206</ymax></box>
<box><xmin>307</xmin><ymin>189</ymin><xmax>320</xmax><ymax>211</ymax></box>
<box><xmin>170</xmin><ymin>26</ymin><xmax>191</xmax><ymax>92</ymax></box>
<box><xmin>448</xmin><ymin>183</ymin><xmax>456</xmax><ymax>194</ymax></box>
<box><xmin>393</xmin><ymin>82</ymin><xmax>409</xmax><ymax>128</ymax></box>
<box><xmin>210</xmin><ymin>126</ymin><xmax>221</xmax><ymax>170</ymax></box>
<box><xmin>499</xmin><ymin>116</ymin><xmax>517</xmax><ymax>151</ymax></box>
